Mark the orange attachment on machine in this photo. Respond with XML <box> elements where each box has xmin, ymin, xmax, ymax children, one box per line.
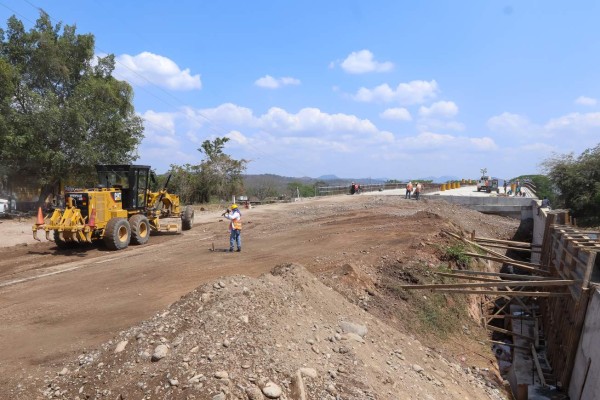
<box><xmin>88</xmin><ymin>206</ymin><xmax>96</xmax><ymax>227</ymax></box>
<box><xmin>36</xmin><ymin>207</ymin><xmax>44</xmax><ymax>225</ymax></box>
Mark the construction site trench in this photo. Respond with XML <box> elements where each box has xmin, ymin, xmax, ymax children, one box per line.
<box><xmin>0</xmin><ymin>193</ymin><xmax>535</xmax><ymax>399</ymax></box>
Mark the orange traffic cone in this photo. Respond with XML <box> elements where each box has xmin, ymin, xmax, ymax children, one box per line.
<box><xmin>88</xmin><ymin>207</ymin><xmax>96</xmax><ymax>227</ymax></box>
<box><xmin>36</xmin><ymin>207</ymin><xmax>44</xmax><ymax>225</ymax></box>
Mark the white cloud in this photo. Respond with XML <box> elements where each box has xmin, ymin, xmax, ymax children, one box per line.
<box><xmin>486</xmin><ymin>112</ymin><xmax>535</xmax><ymax>135</ymax></box>
<box><xmin>575</xmin><ymin>96</ymin><xmax>597</xmax><ymax>106</ymax></box>
<box><xmin>142</xmin><ymin>110</ymin><xmax>177</xmax><ymax>135</ymax></box>
<box><xmin>227</xmin><ymin>130</ymin><xmax>249</xmax><ymax>145</ymax></box>
<box><xmin>255</xmin><ymin>75</ymin><xmax>301</xmax><ymax>89</ymax></box>
<box><xmin>353</xmin><ymin>80</ymin><xmax>439</xmax><ymax>104</ymax></box>
<box><xmin>417</xmin><ymin>120</ymin><xmax>465</xmax><ymax>132</ymax></box>
<box><xmin>339</xmin><ymin>50</ymin><xmax>394</xmax><ymax>74</ymax></box>
<box><xmin>398</xmin><ymin>132</ymin><xmax>497</xmax><ymax>151</ymax></box>
<box><xmin>114</xmin><ymin>52</ymin><xmax>201</xmax><ymax>90</ymax></box>
<box><xmin>544</xmin><ymin>112</ymin><xmax>600</xmax><ymax>132</ymax></box>
<box><xmin>259</xmin><ymin>107</ymin><xmax>378</xmax><ymax>135</ymax></box>
<box><xmin>380</xmin><ymin>108</ymin><xmax>412</xmax><ymax>121</ymax></box>
<box><xmin>419</xmin><ymin>101</ymin><xmax>459</xmax><ymax>118</ymax></box>
<box><xmin>186</xmin><ymin>103</ymin><xmax>257</xmax><ymax>128</ymax></box>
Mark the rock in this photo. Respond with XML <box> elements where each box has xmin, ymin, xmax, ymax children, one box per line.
<box><xmin>212</xmin><ymin>393</ymin><xmax>226</xmax><ymax>400</ymax></box>
<box><xmin>151</xmin><ymin>344</ymin><xmax>169</xmax><ymax>362</ymax></box>
<box><xmin>341</xmin><ymin>332</ymin><xmax>365</xmax><ymax>343</ymax></box>
<box><xmin>339</xmin><ymin>321</ymin><xmax>368</xmax><ymax>337</ymax></box>
<box><xmin>290</xmin><ymin>370</ymin><xmax>307</xmax><ymax>400</ymax></box>
<box><xmin>114</xmin><ymin>340</ymin><xmax>128</xmax><ymax>353</ymax></box>
<box><xmin>412</xmin><ymin>364</ymin><xmax>424</xmax><ymax>373</ymax></box>
<box><xmin>214</xmin><ymin>370</ymin><xmax>229</xmax><ymax>379</ymax></box>
<box><xmin>245</xmin><ymin>385</ymin><xmax>264</xmax><ymax>400</ymax></box>
<box><xmin>261</xmin><ymin>381</ymin><xmax>282</xmax><ymax>399</ymax></box>
<box><xmin>299</xmin><ymin>367</ymin><xmax>317</xmax><ymax>378</ymax></box>
<box><xmin>58</xmin><ymin>367</ymin><xmax>68</xmax><ymax>376</ymax></box>
<box><xmin>169</xmin><ymin>379</ymin><xmax>179</xmax><ymax>386</ymax></box>
<box><xmin>240</xmin><ymin>315</ymin><xmax>249</xmax><ymax>324</ymax></box>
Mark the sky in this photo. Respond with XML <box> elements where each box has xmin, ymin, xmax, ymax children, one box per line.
<box><xmin>2</xmin><ymin>1</ymin><xmax>600</xmax><ymax>181</ymax></box>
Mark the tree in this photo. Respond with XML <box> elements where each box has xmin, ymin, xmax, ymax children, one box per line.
<box><xmin>0</xmin><ymin>12</ymin><xmax>143</xmax><ymax>206</ymax></box>
<box><xmin>195</xmin><ymin>137</ymin><xmax>247</xmax><ymax>203</ymax></box>
<box><xmin>542</xmin><ymin>144</ymin><xmax>600</xmax><ymax>226</ymax></box>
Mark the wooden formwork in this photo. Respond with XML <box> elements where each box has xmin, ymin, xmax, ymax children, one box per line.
<box><xmin>539</xmin><ymin>217</ymin><xmax>599</xmax><ymax>389</ymax></box>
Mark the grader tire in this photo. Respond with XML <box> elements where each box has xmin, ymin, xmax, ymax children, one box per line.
<box><xmin>182</xmin><ymin>205</ymin><xmax>194</xmax><ymax>231</ymax></box>
<box><xmin>129</xmin><ymin>214</ymin><xmax>150</xmax><ymax>245</ymax></box>
<box><xmin>103</xmin><ymin>218</ymin><xmax>131</xmax><ymax>250</ymax></box>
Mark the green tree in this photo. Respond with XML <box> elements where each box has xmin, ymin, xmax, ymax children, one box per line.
<box><xmin>0</xmin><ymin>12</ymin><xmax>143</xmax><ymax>205</ymax></box>
<box><xmin>196</xmin><ymin>137</ymin><xmax>247</xmax><ymax>203</ymax></box>
<box><xmin>542</xmin><ymin>144</ymin><xmax>600</xmax><ymax>226</ymax></box>
<box><xmin>287</xmin><ymin>181</ymin><xmax>316</xmax><ymax>198</ymax></box>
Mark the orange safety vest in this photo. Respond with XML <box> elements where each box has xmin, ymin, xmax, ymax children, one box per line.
<box><xmin>230</xmin><ymin>213</ymin><xmax>242</xmax><ymax>230</ymax></box>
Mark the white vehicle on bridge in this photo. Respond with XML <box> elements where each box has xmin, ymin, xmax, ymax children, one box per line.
<box><xmin>0</xmin><ymin>198</ymin><xmax>8</xmax><ymax>217</ymax></box>
<box><xmin>476</xmin><ymin>176</ymin><xmax>499</xmax><ymax>193</ymax></box>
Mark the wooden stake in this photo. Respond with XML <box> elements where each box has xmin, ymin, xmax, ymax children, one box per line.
<box><xmin>448</xmin><ymin>269</ymin><xmax>553</xmax><ymax>280</ymax></box>
<box><xmin>398</xmin><ymin>280</ymin><xmax>574</xmax><ymax>290</ymax></box>
<box><xmin>474</xmin><ymin>237</ymin><xmax>532</xmax><ymax>247</ymax></box>
<box><xmin>435</xmin><ymin>272</ymin><xmax>502</xmax><ymax>282</ymax></box>
<box><xmin>462</xmin><ymin>252</ymin><xmax>550</xmax><ymax>275</ymax></box>
<box><xmin>488</xmin><ymin>340</ymin><xmax>529</xmax><ymax>351</ymax></box>
<box><xmin>486</xmin><ymin>325</ymin><xmax>535</xmax><ymax>341</ymax></box>
<box><xmin>531</xmin><ymin>344</ymin><xmax>547</xmax><ymax>386</ymax></box>
<box><xmin>433</xmin><ymin>289</ymin><xmax>570</xmax><ymax>297</ymax></box>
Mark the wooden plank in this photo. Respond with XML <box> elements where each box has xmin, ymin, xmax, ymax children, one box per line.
<box><xmin>398</xmin><ymin>280</ymin><xmax>575</xmax><ymax>290</ymax></box>
<box><xmin>474</xmin><ymin>237</ymin><xmax>532</xmax><ymax>247</ymax></box>
<box><xmin>462</xmin><ymin>252</ymin><xmax>550</xmax><ymax>275</ymax></box>
<box><xmin>534</xmin><ymin>310</ymin><xmax>539</xmax><ymax>349</ymax></box>
<box><xmin>471</xmin><ymin>243</ymin><xmax>540</xmax><ymax>253</ymax></box>
<box><xmin>486</xmin><ymin>300</ymin><xmax>511</xmax><ymax>325</ymax></box>
<box><xmin>488</xmin><ymin>340</ymin><xmax>529</xmax><ymax>351</ymax></box>
<box><xmin>435</xmin><ymin>272</ymin><xmax>501</xmax><ymax>282</ymax></box>
<box><xmin>432</xmin><ymin>289</ymin><xmax>571</xmax><ymax>297</ymax></box>
<box><xmin>484</xmin><ymin>315</ymin><xmax>535</xmax><ymax>320</ymax></box>
<box><xmin>582</xmin><ymin>251</ymin><xmax>597</xmax><ymax>289</ymax></box>
<box><xmin>486</xmin><ymin>325</ymin><xmax>535</xmax><ymax>341</ymax></box>
<box><xmin>449</xmin><ymin>268</ymin><xmax>553</xmax><ymax>280</ymax></box>
<box><xmin>531</xmin><ymin>344</ymin><xmax>547</xmax><ymax>386</ymax></box>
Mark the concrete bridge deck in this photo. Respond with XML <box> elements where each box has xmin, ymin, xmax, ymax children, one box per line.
<box><xmin>364</xmin><ymin>184</ymin><xmax>538</xmax><ymax>219</ymax></box>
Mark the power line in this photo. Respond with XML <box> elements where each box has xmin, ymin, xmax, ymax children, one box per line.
<box><xmin>8</xmin><ymin>0</ymin><xmax>312</xmax><ymax>177</ymax></box>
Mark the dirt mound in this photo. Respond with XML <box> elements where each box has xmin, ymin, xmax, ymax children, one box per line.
<box><xmin>35</xmin><ymin>264</ymin><xmax>505</xmax><ymax>400</ymax></box>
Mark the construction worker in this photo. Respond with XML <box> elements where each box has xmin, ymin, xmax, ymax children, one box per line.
<box><xmin>405</xmin><ymin>181</ymin><xmax>413</xmax><ymax>199</ymax></box>
<box><xmin>415</xmin><ymin>182</ymin><xmax>423</xmax><ymax>200</ymax></box>
<box><xmin>222</xmin><ymin>204</ymin><xmax>242</xmax><ymax>252</ymax></box>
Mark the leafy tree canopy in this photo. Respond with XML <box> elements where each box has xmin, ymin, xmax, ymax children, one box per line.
<box><xmin>165</xmin><ymin>137</ymin><xmax>248</xmax><ymax>204</ymax></box>
<box><xmin>541</xmin><ymin>143</ymin><xmax>600</xmax><ymax>227</ymax></box>
<box><xmin>0</xmin><ymin>12</ymin><xmax>143</xmax><ymax>203</ymax></box>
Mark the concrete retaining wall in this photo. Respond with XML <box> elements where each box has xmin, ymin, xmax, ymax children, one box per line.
<box><xmin>423</xmin><ymin>194</ymin><xmax>536</xmax><ymax>220</ymax></box>
<box><xmin>569</xmin><ymin>288</ymin><xmax>600</xmax><ymax>400</ymax></box>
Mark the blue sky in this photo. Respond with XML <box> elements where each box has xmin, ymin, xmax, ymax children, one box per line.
<box><xmin>2</xmin><ymin>1</ymin><xmax>600</xmax><ymax>180</ymax></box>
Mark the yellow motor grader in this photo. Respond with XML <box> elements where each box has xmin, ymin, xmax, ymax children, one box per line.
<box><xmin>32</xmin><ymin>165</ymin><xmax>194</xmax><ymax>250</ymax></box>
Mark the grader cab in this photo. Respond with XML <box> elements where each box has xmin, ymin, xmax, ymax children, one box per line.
<box><xmin>32</xmin><ymin>165</ymin><xmax>194</xmax><ymax>250</ymax></box>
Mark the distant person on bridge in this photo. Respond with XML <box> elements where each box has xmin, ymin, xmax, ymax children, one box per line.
<box><xmin>503</xmin><ymin>181</ymin><xmax>507</xmax><ymax>194</ymax></box>
<box><xmin>222</xmin><ymin>203</ymin><xmax>242</xmax><ymax>252</ymax></box>
<box><xmin>405</xmin><ymin>181</ymin><xmax>413</xmax><ymax>199</ymax></box>
<box><xmin>414</xmin><ymin>182</ymin><xmax>423</xmax><ymax>200</ymax></box>
<box><xmin>538</xmin><ymin>197</ymin><xmax>551</xmax><ymax>215</ymax></box>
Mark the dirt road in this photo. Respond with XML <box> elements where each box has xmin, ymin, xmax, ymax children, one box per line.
<box><xmin>0</xmin><ymin>194</ymin><xmax>519</xmax><ymax>396</ymax></box>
